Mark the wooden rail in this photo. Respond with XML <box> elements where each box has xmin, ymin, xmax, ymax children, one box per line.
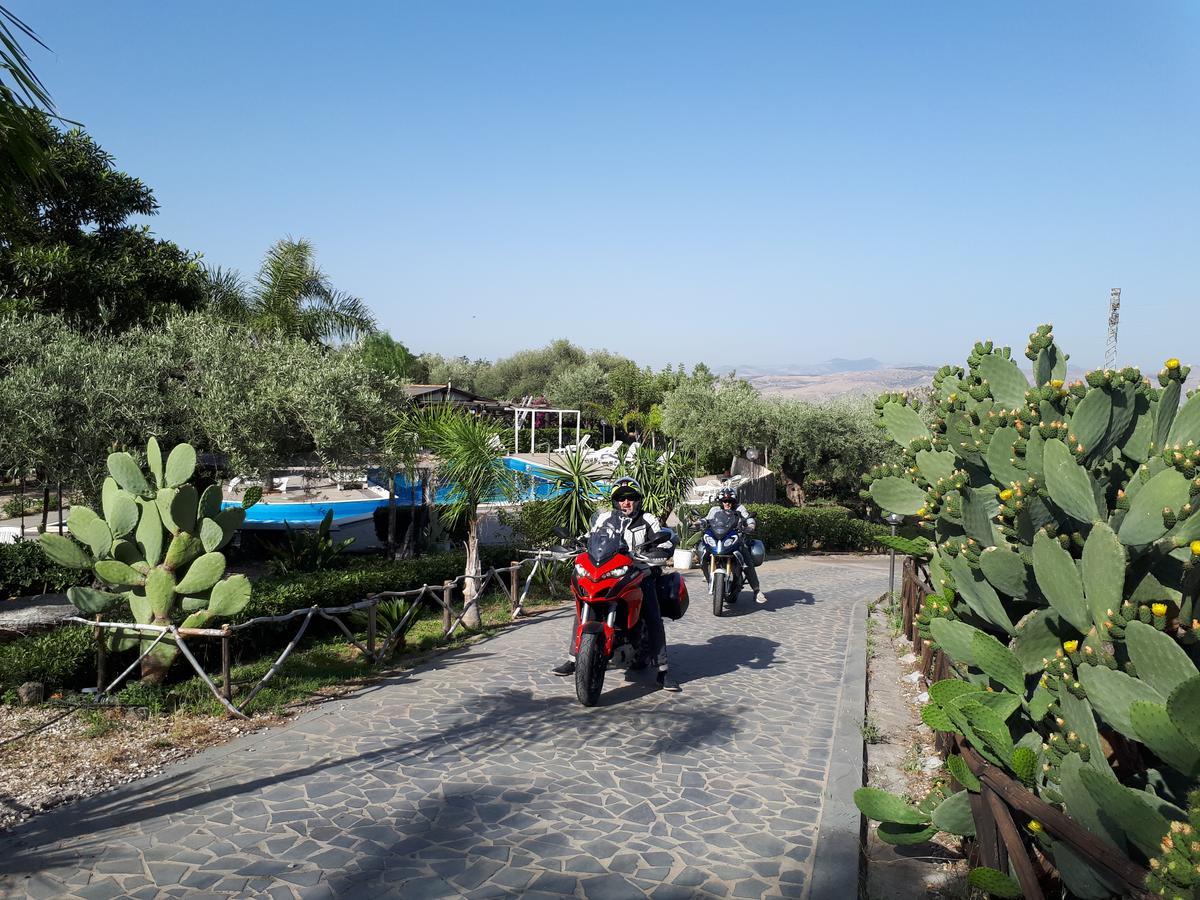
<box><xmin>71</xmin><ymin>559</ymin><xmax>537</xmax><ymax>719</ymax></box>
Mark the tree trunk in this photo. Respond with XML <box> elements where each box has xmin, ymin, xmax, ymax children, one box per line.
<box><xmin>140</xmin><ymin>617</ymin><xmax>175</xmax><ymax>683</ymax></box>
<box><xmin>463</xmin><ymin>513</ymin><xmax>482</xmax><ymax>629</ymax></box>
<box><xmin>39</xmin><ymin>482</ymin><xmax>49</xmax><ymax>534</ymax></box>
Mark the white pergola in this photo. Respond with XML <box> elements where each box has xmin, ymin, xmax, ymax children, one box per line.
<box><xmin>511</xmin><ymin>406</ymin><xmax>582</xmax><ymax>455</ymax></box>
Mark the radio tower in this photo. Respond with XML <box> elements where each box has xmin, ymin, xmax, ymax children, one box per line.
<box><xmin>1105</xmin><ymin>288</ymin><xmax>1121</xmax><ymax>370</ymax></box>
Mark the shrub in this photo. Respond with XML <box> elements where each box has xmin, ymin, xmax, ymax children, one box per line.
<box><xmin>1</xmin><ymin>495</ymin><xmax>42</xmax><ymax>519</ymax></box>
<box><xmin>0</xmin><ymin>538</ymin><xmax>91</xmax><ymax>599</ymax></box>
<box><xmin>0</xmin><ymin>625</ymin><xmax>96</xmax><ymax>691</ymax></box>
<box><xmin>0</xmin><ymin>549</ymin><xmax>521</xmax><ymax>695</ymax></box>
<box><xmin>746</xmin><ymin>504</ymin><xmax>886</xmax><ymax>552</ymax></box>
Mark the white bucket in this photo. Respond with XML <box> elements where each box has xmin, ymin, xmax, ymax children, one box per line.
<box><xmin>672</xmin><ymin>548</ymin><xmax>695</xmax><ymax>570</ymax></box>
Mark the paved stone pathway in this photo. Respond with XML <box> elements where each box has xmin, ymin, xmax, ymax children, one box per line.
<box><xmin>0</xmin><ymin>555</ymin><xmax>885</xmax><ymax>899</ymax></box>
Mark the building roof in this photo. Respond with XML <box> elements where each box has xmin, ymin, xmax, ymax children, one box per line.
<box><xmin>403</xmin><ymin>384</ymin><xmax>504</xmax><ymax>406</ymax></box>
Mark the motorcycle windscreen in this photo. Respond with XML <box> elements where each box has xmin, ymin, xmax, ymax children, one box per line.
<box><xmin>587</xmin><ymin>523</ymin><xmax>625</xmax><ymax>566</ymax></box>
<box><xmin>708</xmin><ymin>508</ymin><xmax>739</xmax><ymax>539</ymax></box>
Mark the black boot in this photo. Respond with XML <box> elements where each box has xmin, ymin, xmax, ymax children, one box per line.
<box><xmin>551</xmin><ymin>660</ymin><xmax>576</xmax><ymax>676</ymax></box>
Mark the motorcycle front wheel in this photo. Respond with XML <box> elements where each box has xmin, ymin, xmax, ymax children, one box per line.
<box><xmin>712</xmin><ymin>571</ymin><xmax>726</xmax><ymax>617</ymax></box>
<box><xmin>575</xmin><ymin>631</ymin><xmax>607</xmax><ymax>706</ymax></box>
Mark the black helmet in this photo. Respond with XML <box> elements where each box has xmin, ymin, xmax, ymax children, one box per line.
<box><xmin>717</xmin><ymin>487</ymin><xmax>737</xmax><ymax>505</ymax></box>
<box><xmin>611</xmin><ymin>476</ymin><xmax>643</xmax><ymax>506</ymax></box>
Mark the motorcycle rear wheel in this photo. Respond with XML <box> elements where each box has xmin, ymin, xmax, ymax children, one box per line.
<box><xmin>575</xmin><ymin>631</ymin><xmax>607</xmax><ymax>706</ymax></box>
<box><xmin>712</xmin><ymin>571</ymin><xmax>726</xmax><ymax>617</ymax></box>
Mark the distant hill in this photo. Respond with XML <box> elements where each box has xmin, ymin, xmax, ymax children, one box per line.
<box><xmin>745</xmin><ymin>365</ymin><xmax>939</xmax><ymax>401</ymax></box>
<box><xmin>739</xmin><ymin>358</ymin><xmax>1099</xmax><ymax>402</ymax></box>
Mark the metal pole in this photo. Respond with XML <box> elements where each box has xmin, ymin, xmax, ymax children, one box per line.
<box><xmin>888</xmin><ymin>522</ymin><xmax>898</xmax><ymax>600</ymax></box>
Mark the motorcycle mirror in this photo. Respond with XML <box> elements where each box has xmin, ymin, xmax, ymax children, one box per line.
<box><xmin>553</xmin><ymin>526</ymin><xmax>570</xmax><ymax>539</ymax></box>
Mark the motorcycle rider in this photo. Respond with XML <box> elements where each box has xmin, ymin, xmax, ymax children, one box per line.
<box><xmin>550</xmin><ymin>476</ymin><xmax>681</xmax><ymax>692</ymax></box>
<box><xmin>700</xmin><ymin>487</ymin><xmax>768</xmax><ymax>604</ymax></box>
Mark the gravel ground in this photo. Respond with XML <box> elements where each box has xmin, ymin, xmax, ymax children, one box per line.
<box><xmin>0</xmin><ymin>704</ymin><xmax>289</xmax><ymax>832</ymax></box>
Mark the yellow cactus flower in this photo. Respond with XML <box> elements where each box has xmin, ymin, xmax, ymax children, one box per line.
<box><xmin>1191</xmin><ymin>539</ymin><xmax>1200</xmax><ymax>557</ymax></box>
<box><xmin>1152</xmin><ymin>602</ymin><xmax>1169</xmax><ymax>617</ymax></box>
<box><xmin>1027</xmin><ymin>820</ymin><xmax>1043</xmax><ymax>833</ymax></box>
<box><xmin>1166</xmin><ymin>358</ymin><xmax>1181</xmax><ymax>370</ymax></box>
<box><xmin>1063</xmin><ymin>640</ymin><xmax>1079</xmax><ymax>654</ymax></box>
<box><xmin>1050</xmin><ymin>379</ymin><xmax>1064</xmax><ymax>389</ymax></box>
<box><xmin>999</xmin><ymin>489</ymin><xmax>1013</xmax><ymax>501</ymax></box>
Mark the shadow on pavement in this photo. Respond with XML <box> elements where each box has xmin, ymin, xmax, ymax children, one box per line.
<box><xmin>670</xmin><ymin>633</ymin><xmax>780</xmax><ymax>684</ymax></box>
<box><xmin>0</xmin><ymin>651</ymin><xmax>739</xmax><ymax>880</ymax></box>
<box><xmin>719</xmin><ymin>586</ymin><xmax>816</xmax><ymax>617</ymax></box>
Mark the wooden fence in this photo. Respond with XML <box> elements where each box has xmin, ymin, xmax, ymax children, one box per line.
<box><xmin>70</xmin><ymin>558</ymin><xmax>544</xmax><ymax>720</ymax></box>
<box><xmin>898</xmin><ymin>557</ymin><xmax>1154</xmax><ymax>899</ymax></box>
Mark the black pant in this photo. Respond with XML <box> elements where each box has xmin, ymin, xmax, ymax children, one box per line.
<box><xmin>738</xmin><ymin>547</ymin><xmax>761</xmax><ymax>591</ymax></box>
<box><xmin>567</xmin><ymin>569</ymin><xmax>667</xmax><ymax>662</ymax></box>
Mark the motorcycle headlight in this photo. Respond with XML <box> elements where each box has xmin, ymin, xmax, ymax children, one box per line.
<box><xmin>703</xmin><ymin>535</ymin><xmax>717</xmax><ymax>547</ymax></box>
<box><xmin>728</xmin><ymin>534</ymin><xmax>740</xmax><ymax>548</ymax></box>
<box><xmin>714</xmin><ymin>540</ymin><xmax>724</xmax><ymax>554</ymax></box>
<box><xmin>608</xmin><ymin>566</ymin><xmax>629</xmax><ymax>577</ymax></box>
<box><xmin>574</xmin><ymin>563</ymin><xmax>588</xmax><ymax>577</ymax></box>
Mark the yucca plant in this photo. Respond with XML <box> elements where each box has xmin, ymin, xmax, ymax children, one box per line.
<box><xmin>540</xmin><ymin>447</ymin><xmax>604</xmax><ymax>537</ymax></box>
<box><xmin>614</xmin><ymin>447</ymin><xmax>696</xmax><ymax>521</ymax></box>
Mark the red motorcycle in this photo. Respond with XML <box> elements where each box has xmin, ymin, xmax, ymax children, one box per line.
<box><xmin>567</xmin><ymin>524</ymin><xmax>685</xmax><ymax>706</ymax></box>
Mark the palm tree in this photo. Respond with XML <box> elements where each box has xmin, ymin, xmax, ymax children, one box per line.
<box><xmin>207</xmin><ymin>238</ymin><xmax>376</xmax><ymax>345</ymax></box>
<box><xmin>0</xmin><ymin>6</ymin><xmax>56</xmax><ymax>210</ymax></box>
<box><xmin>410</xmin><ymin>406</ymin><xmax>514</xmax><ymax>628</ymax></box>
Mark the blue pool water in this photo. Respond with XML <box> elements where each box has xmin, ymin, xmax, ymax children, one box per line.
<box><xmin>226</xmin><ymin>457</ymin><xmax>564</xmax><ymax>526</ymax></box>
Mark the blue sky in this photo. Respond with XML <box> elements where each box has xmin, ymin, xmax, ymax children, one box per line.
<box><xmin>13</xmin><ymin>2</ymin><xmax>1198</xmax><ymax>372</ymax></box>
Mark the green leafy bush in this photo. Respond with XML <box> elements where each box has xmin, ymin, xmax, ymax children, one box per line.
<box><xmin>0</xmin><ymin>538</ymin><xmax>91</xmax><ymax>599</ymax></box>
<box><xmin>2</xmin><ymin>495</ymin><xmax>42</xmax><ymax>519</ymax></box>
<box><xmin>0</xmin><ymin>625</ymin><xmax>96</xmax><ymax>691</ymax></box>
<box><xmin>746</xmin><ymin>504</ymin><xmax>887</xmax><ymax>552</ymax></box>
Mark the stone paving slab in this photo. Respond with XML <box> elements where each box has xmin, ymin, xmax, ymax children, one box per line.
<box><xmin>0</xmin><ymin>554</ymin><xmax>885</xmax><ymax>899</ymax></box>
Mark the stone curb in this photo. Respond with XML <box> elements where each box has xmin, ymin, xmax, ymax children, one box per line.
<box><xmin>808</xmin><ymin>598</ymin><xmax>867</xmax><ymax>899</ymax></box>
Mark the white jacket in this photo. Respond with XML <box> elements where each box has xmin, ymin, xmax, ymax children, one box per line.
<box><xmin>589</xmin><ymin>508</ymin><xmax>665</xmax><ymax>553</ymax></box>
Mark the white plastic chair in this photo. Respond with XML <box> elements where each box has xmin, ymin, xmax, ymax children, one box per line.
<box><xmin>586</xmin><ymin>440</ymin><xmax>623</xmax><ymax>463</ymax></box>
<box><xmin>554</xmin><ymin>434</ymin><xmax>592</xmax><ymax>454</ymax></box>
<box><xmin>623</xmin><ymin>441</ymin><xmax>642</xmax><ymax>463</ymax></box>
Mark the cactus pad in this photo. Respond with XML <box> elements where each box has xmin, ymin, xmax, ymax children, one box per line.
<box><xmin>853</xmin><ymin>787</ymin><xmax>930</xmax><ymax>825</ymax></box>
<box><xmin>967</xmin><ymin>866</ymin><xmax>1022</xmax><ymax>898</ymax></box>
<box><xmin>869</xmin><ymin>476</ymin><xmax>927</xmax><ymax>516</ymax></box>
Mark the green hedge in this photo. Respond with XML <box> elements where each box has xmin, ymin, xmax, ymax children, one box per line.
<box><xmin>0</xmin><ymin>625</ymin><xmax>96</xmax><ymax>693</ymax></box>
<box><xmin>746</xmin><ymin>504</ymin><xmax>887</xmax><ymax>553</ymax></box>
<box><xmin>0</xmin><ymin>538</ymin><xmax>91</xmax><ymax>600</ymax></box>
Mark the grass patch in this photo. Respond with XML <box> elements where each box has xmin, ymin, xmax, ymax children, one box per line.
<box><xmin>861</xmin><ymin>714</ymin><xmax>884</xmax><ymax>745</ymax></box>
<box><xmin>901</xmin><ymin>737</ymin><xmax>924</xmax><ymax>773</ymax></box>
<box><xmin>82</xmin><ymin>709</ymin><xmax>122</xmax><ymax>739</ymax></box>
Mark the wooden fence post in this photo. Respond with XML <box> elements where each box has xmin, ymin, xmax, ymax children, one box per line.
<box><xmin>367</xmin><ymin>603</ymin><xmax>377</xmax><ymax>660</ymax></box>
<box><xmin>442</xmin><ymin>580</ymin><xmax>454</xmax><ymax>635</ymax></box>
<box><xmin>509</xmin><ymin>562</ymin><xmax>519</xmax><ymax>613</ymax></box>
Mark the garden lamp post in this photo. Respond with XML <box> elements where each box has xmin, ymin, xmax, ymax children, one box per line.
<box><xmin>884</xmin><ymin>512</ymin><xmax>905</xmax><ymax>599</ymax></box>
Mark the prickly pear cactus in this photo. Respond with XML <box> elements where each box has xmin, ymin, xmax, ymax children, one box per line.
<box><xmin>38</xmin><ymin>438</ymin><xmax>258</xmax><ymax>682</ymax></box>
<box><xmin>1145</xmin><ymin>790</ymin><xmax>1200</xmax><ymax>899</ymax></box>
<box><xmin>855</xmin><ymin>326</ymin><xmax>1200</xmax><ymax>895</ymax></box>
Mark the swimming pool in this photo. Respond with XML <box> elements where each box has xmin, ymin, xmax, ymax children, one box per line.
<box><xmin>227</xmin><ymin>457</ymin><xmax>565</xmax><ymax>527</ymax></box>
